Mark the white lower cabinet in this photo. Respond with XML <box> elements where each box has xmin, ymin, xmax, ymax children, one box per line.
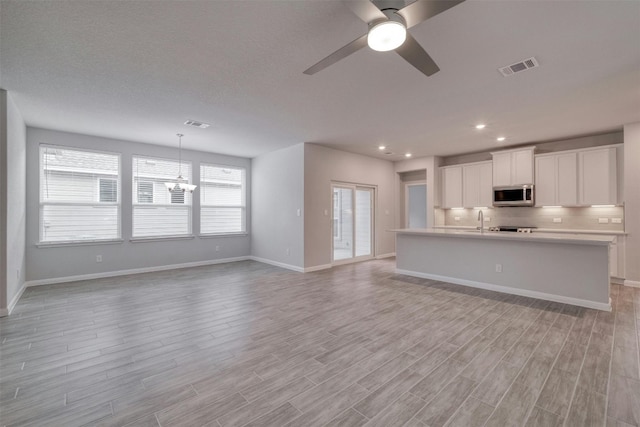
<box><xmin>610</xmin><ymin>235</ymin><xmax>625</xmax><ymax>279</ymax></box>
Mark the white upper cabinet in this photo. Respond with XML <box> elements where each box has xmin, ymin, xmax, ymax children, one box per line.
<box><xmin>578</xmin><ymin>147</ymin><xmax>618</xmax><ymax>205</ymax></box>
<box><xmin>463</xmin><ymin>162</ymin><xmax>493</xmax><ymax>208</ymax></box>
<box><xmin>492</xmin><ymin>147</ymin><xmax>535</xmax><ymax>186</ymax></box>
<box><xmin>441</xmin><ymin>166</ymin><xmax>463</xmax><ymax>208</ymax></box>
<box><xmin>535</xmin><ymin>152</ymin><xmax>577</xmax><ymax>206</ymax></box>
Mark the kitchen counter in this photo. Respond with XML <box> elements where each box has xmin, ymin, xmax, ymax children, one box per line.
<box><xmin>432</xmin><ymin>225</ymin><xmax>626</xmax><ymax>236</ymax></box>
<box><xmin>393</xmin><ymin>228</ymin><xmax>614</xmax><ymax>246</ymax></box>
<box><xmin>392</xmin><ymin>228</ymin><xmax>612</xmax><ymax>311</ymax></box>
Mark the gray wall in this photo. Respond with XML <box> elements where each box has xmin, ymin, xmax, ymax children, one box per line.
<box><xmin>250</xmin><ymin>143</ymin><xmax>304</xmax><ymax>269</ymax></box>
<box><xmin>623</xmin><ymin>123</ymin><xmax>640</xmax><ymax>283</ymax></box>
<box><xmin>0</xmin><ymin>90</ymin><xmax>27</xmax><ymax>315</ymax></box>
<box><xmin>26</xmin><ymin>127</ymin><xmax>251</xmax><ymax>282</ymax></box>
<box><xmin>304</xmin><ymin>144</ymin><xmax>396</xmax><ymax>268</ymax></box>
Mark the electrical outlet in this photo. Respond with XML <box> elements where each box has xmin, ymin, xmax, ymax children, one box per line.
<box><xmin>96</xmin><ymin>255</ymin><xmax>102</xmax><ymax>263</ymax></box>
<box><xmin>17</xmin><ymin>269</ymin><xmax>20</xmax><ymax>280</ymax></box>
<box><xmin>454</xmin><ymin>216</ymin><xmax>460</xmax><ymax>221</ymax></box>
<box><xmin>286</xmin><ymin>248</ymin><xmax>290</xmax><ymax>256</ymax></box>
<box><xmin>485</xmin><ymin>217</ymin><xmax>491</xmax><ymax>222</ymax></box>
<box><xmin>598</xmin><ymin>218</ymin><xmax>609</xmax><ymax>224</ymax></box>
<box><xmin>215</xmin><ymin>246</ymin><xmax>220</xmax><ymax>251</ymax></box>
<box><xmin>324</xmin><ymin>209</ymin><xmax>328</xmax><ymax>216</ymax></box>
<box><xmin>612</xmin><ymin>218</ymin><xmax>622</xmax><ymax>224</ymax></box>
<box><xmin>296</xmin><ymin>209</ymin><xmax>301</xmax><ymax>217</ymax></box>
<box><xmin>495</xmin><ymin>264</ymin><xmax>502</xmax><ymax>273</ymax></box>
<box><xmin>553</xmin><ymin>217</ymin><xmax>562</xmax><ymax>223</ymax></box>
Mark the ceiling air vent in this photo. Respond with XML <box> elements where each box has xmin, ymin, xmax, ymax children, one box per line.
<box><xmin>498</xmin><ymin>57</ymin><xmax>539</xmax><ymax>77</ymax></box>
<box><xmin>184</xmin><ymin>120</ymin><xmax>210</xmax><ymax>129</ymax></box>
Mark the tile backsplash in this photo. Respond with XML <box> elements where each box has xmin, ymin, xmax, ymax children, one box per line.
<box><xmin>443</xmin><ymin>206</ymin><xmax>624</xmax><ymax>232</ymax></box>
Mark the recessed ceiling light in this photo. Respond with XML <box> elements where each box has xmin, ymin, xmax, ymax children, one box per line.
<box><xmin>497</xmin><ymin>137</ymin><xmax>505</xmax><ymax>141</ymax></box>
<box><xmin>475</xmin><ymin>124</ymin><xmax>486</xmax><ymax>130</ymax></box>
<box><xmin>405</xmin><ymin>153</ymin><xmax>412</xmax><ymax>158</ymax></box>
<box><xmin>378</xmin><ymin>145</ymin><xmax>386</xmax><ymax>150</ymax></box>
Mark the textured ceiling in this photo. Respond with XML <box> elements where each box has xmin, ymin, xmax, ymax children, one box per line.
<box><xmin>1</xmin><ymin>0</ymin><xmax>639</xmax><ymax>160</ymax></box>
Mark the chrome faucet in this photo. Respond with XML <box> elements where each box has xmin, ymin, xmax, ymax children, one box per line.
<box><xmin>477</xmin><ymin>210</ymin><xmax>484</xmax><ymax>233</ymax></box>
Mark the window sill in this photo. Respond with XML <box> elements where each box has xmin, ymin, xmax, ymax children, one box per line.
<box><xmin>199</xmin><ymin>232</ymin><xmax>249</xmax><ymax>238</ymax></box>
<box><xmin>37</xmin><ymin>239</ymin><xmax>124</xmax><ymax>248</ymax></box>
<box><xmin>130</xmin><ymin>235</ymin><xmax>195</xmax><ymax>243</ymax></box>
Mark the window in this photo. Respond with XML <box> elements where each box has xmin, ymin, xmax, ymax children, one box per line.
<box><xmin>40</xmin><ymin>145</ymin><xmax>120</xmax><ymax>243</ymax></box>
<box><xmin>132</xmin><ymin>156</ymin><xmax>192</xmax><ymax>238</ymax></box>
<box><xmin>99</xmin><ymin>178</ymin><xmax>117</xmax><ymax>203</ymax></box>
<box><xmin>137</xmin><ymin>181</ymin><xmax>154</xmax><ymax>204</ymax></box>
<box><xmin>200</xmin><ymin>164</ymin><xmax>246</xmax><ymax>234</ymax></box>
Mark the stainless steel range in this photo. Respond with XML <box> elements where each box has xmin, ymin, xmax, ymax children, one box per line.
<box><xmin>488</xmin><ymin>226</ymin><xmax>537</xmax><ymax>233</ymax></box>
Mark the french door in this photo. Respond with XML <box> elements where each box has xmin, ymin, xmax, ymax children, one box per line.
<box><xmin>332</xmin><ymin>184</ymin><xmax>375</xmax><ymax>263</ymax></box>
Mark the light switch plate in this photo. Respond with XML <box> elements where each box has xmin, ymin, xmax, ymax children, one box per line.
<box><xmin>454</xmin><ymin>216</ymin><xmax>460</xmax><ymax>221</ymax></box>
<box><xmin>598</xmin><ymin>218</ymin><xmax>609</xmax><ymax>224</ymax></box>
<box><xmin>612</xmin><ymin>218</ymin><xmax>622</xmax><ymax>224</ymax></box>
<box><xmin>553</xmin><ymin>217</ymin><xmax>562</xmax><ymax>223</ymax></box>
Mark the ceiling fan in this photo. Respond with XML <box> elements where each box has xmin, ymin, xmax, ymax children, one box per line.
<box><xmin>304</xmin><ymin>0</ymin><xmax>465</xmax><ymax>77</ymax></box>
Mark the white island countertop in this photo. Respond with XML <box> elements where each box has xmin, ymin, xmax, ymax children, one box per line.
<box><xmin>390</xmin><ymin>228</ymin><xmax>614</xmax><ymax>246</ymax></box>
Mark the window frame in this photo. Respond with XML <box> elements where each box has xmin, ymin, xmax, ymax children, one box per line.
<box><xmin>200</xmin><ymin>163</ymin><xmax>247</xmax><ymax>236</ymax></box>
<box><xmin>39</xmin><ymin>144</ymin><xmax>122</xmax><ymax>245</ymax></box>
<box><xmin>131</xmin><ymin>154</ymin><xmax>194</xmax><ymax>239</ymax></box>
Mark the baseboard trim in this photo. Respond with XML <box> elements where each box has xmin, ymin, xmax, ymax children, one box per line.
<box><xmin>623</xmin><ymin>279</ymin><xmax>640</xmax><ymax>288</ymax></box>
<box><xmin>376</xmin><ymin>252</ymin><xmax>396</xmax><ymax>259</ymax></box>
<box><xmin>304</xmin><ymin>264</ymin><xmax>332</xmax><ymax>273</ymax></box>
<box><xmin>248</xmin><ymin>256</ymin><xmax>305</xmax><ymax>273</ymax></box>
<box><xmin>0</xmin><ymin>308</ymin><xmax>7</xmax><ymax>317</ymax></box>
<box><xmin>6</xmin><ymin>283</ymin><xmax>27</xmax><ymax>316</ymax></box>
<box><xmin>25</xmin><ymin>256</ymin><xmax>251</xmax><ymax>287</ymax></box>
<box><xmin>395</xmin><ymin>269</ymin><xmax>612</xmax><ymax>312</ymax></box>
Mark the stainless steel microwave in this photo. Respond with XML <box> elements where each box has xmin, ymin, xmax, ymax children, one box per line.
<box><xmin>493</xmin><ymin>185</ymin><xmax>534</xmax><ymax>207</ymax></box>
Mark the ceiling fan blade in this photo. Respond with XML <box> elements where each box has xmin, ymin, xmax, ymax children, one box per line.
<box><xmin>304</xmin><ymin>34</ymin><xmax>369</xmax><ymax>75</ymax></box>
<box><xmin>395</xmin><ymin>32</ymin><xmax>440</xmax><ymax>76</ymax></box>
<box><xmin>343</xmin><ymin>0</ymin><xmax>387</xmax><ymax>23</ymax></box>
<box><xmin>397</xmin><ymin>0</ymin><xmax>466</xmax><ymax>29</ymax></box>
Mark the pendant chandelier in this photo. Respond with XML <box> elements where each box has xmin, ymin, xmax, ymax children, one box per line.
<box><xmin>165</xmin><ymin>133</ymin><xmax>197</xmax><ymax>193</ymax></box>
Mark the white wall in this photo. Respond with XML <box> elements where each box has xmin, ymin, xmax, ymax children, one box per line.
<box><xmin>250</xmin><ymin>143</ymin><xmax>304</xmax><ymax>270</ymax></box>
<box><xmin>623</xmin><ymin>123</ymin><xmax>640</xmax><ymax>284</ymax></box>
<box><xmin>394</xmin><ymin>156</ymin><xmax>443</xmax><ymax>228</ymax></box>
<box><xmin>304</xmin><ymin>144</ymin><xmax>396</xmax><ymax>269</ymax></box>
<box><xmin>25</xmin><ymin>127</ymin><xmax>251</xmax><ymax>282</ymax></box>
<box><xmin>0</xmin><ymin>89</ymin><xmax>27</xmax><ymax>316</ymax></box>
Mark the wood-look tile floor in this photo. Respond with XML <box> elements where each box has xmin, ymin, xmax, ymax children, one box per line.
<box><xmin>1</xmin><ymin>259</ymin><xmax>639</xmax><ymax>427</ymax></box>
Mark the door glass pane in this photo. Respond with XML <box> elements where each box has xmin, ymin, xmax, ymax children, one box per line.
<box><xmin>333</xmin><ymin>187</ymin><xmax>353</xmax><ymax>261</ymax></box>
<box><xmin>355</xmin><ymin>189</ymin><xmax>372</xmax><ymax>257</ymax></box>
<box><xmin>407</xmin><ymin>184</ymin><xmax>427</xmax><ymax>228</ymax></box>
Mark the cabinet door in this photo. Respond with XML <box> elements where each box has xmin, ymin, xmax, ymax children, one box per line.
<box><xmin>442</xmin><ymin>167</ymin><xmax>463</xmax><ymax>208</ymax></box>
<box><xmin>579</xmin><ymin>148</ymin><xmax>617</xmax><ymax>205</ymax></box>
<box><xmin>492</xmin><ymin>152</ymin><xmax>512</xmax><ymax>187</ymax></box>
<box><xmin>556</xmin><ymin>152</ymin><xmax>577</xmax><ymax>206</ymax></box>
<box><xmin>535</xmin><ymin>156</ymin><xmax>556</xmax><ymax>206</ymax></box>
<box><xmin>512</xmin><ymin>150</ymin><xmax>534</xmax><ymax>185</ymax></box>
<box><xmin>479</xmin><ymin>162</ymin><xmax>493</xmax><ymax>207</ymax></box>
<box><xmin>463</xmin><ymin>164</ymin><xmax>480</xmax><ymax>208</ymax></box>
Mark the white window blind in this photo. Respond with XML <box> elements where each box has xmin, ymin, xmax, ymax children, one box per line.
<box><xmin>40</xmin><ymin>145</ymin><xmax>121</xmax><ymax>243</ymax></box>
<box><xmin>132</xmin><ymin>156</ymin><xmax>192</xmax><ymax>238</ymax></box>
<box><xmin>200</xmin><ymin>164</ymin><xmax>246</xmax><ymax>234</ymax></box>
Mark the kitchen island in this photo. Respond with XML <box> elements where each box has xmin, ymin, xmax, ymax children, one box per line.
<box><xmin>393</xmin><ymin>228</ymin><xmax>613</xmax><ymax>311</ymax></box>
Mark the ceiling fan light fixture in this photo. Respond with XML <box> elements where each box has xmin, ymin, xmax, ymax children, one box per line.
<box><xmin>368</xmin><ymin>20</ymin><xmax>407</xmax><ymax>52</ymax></box>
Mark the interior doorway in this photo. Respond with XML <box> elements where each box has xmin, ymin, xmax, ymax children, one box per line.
<box><xmin>332</xmin><ymin>183</ymin><xmax>375</xmax><ymax>264</ymax></box>
<box><xmin>406</xmin><ymin>183</ymin><xmax>427</xmax><ymax>228</ymax></box>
